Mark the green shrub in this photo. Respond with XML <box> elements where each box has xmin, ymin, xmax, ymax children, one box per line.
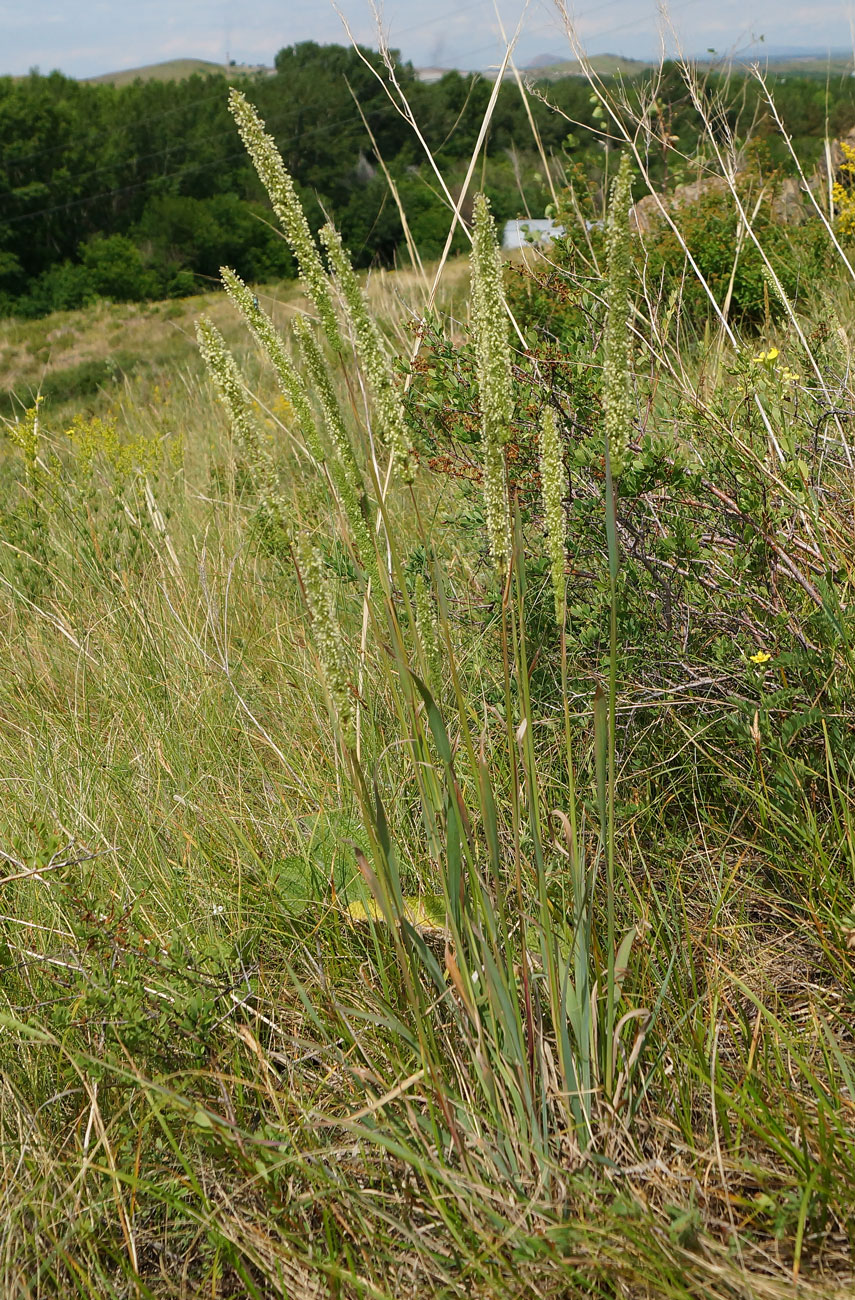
<box><xmin>638</xmin><ymin>184</ymin><xmax>831</xmax><ymax>325</ymax></box>
<box><xmin>79</xmin><ymin>233</ymin><xmax>161</xmax><ymax>302</ymax></box>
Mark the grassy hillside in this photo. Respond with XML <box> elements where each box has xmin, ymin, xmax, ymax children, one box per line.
<box><xmin>524</xmin><ymin>53</ymin><xmax>652</xmax><ymax>79</ymax></box>
<box><xmin>0</xmin><ymin>260</ymin><xmax>469</xmax><ymax>419</ymax></box>
<box><xmin>0</xmin><ymin>67</ymin><xmax>854</xmax><ymax>1300</ymax></box>
<box><xmin>0</xmin><ymin>283</ymin><xmax>295</xmax><ymax>417</ymax></box>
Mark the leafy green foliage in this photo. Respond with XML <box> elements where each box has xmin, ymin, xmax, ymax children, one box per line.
<box><xmin>4</xmin><ymin>51</ymin><xmax>855</xmax><ymax>318</ymax></box>
<box><xmin>638</xmin><ymin>181</ymin><xmax>831</xmax><ymax>325</ymax></box>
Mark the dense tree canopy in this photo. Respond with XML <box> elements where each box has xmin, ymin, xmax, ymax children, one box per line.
<box><xmin>1</xmin><ymin>43</ymin><xmax>854</xmax><ymax>317</ymax></box>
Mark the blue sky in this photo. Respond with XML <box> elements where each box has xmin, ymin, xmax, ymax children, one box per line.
<box><xmin>1</xmin><ymin>0</ymin><xmax>853</xmax><ymax>78</ymax></box>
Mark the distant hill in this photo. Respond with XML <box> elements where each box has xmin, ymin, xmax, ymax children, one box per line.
<box><xmin>521</xmin><ymin>53</ymin><xmax>652</xmax><ymax>79</ymax></box>
<box><xmin>738</xmin><ymin>52</ymin><xmax>855</xmax><ymax>75</ymax></box>
<box><xmin>83</xmin><ymin>58</ymin><xmax>272</xmax><ymax>87</ymax></box>
<box><xmin>522</xmin><ymin>46</ymin><xmax>855</xmax><ymax>79</ymax></box>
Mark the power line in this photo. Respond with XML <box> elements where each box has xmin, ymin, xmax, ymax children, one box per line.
<box><xmin>1</xmin><ymin>104</ymin><xmax>390</xmax><ymax>227</ymax></box>
<box><xmin>433</xmin><ymin>0</ymin><xmax>706</xmax><ymax>69</ymax></box>
<box><xmin>2</xmin><ymin>2</ymin><xmax>711</xmax><ymax>231</ymax></box>
<box><xmin>1</xmin><ymin>15</ymin><xmax>473</xmax><ymax>180</ymax></box>
<box><xmin>0</xmin><ymin>84</ymin><xmax>234</xmax><ymax>172</ymax></box>
<box><xmin>1</xmin><ymin>56</ymin><xmax>413</xmax><ymax>201</ymax></box>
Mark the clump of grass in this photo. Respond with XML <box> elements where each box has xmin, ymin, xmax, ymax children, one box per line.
<box><xmin>0</xmin><ymin>46</ymin><xmax>853</xmax><ymax>1300</ymax></box>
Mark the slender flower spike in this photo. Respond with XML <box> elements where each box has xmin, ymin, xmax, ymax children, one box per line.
<box><xmin>195</xmin><ymin>317</ymin><xmax>267</xmax><ymax>473</ymax></box>
<box><xmin>298</xmin><ymin>542</ymin><xmax>356</xmax><ymax>745</ymax></box>
<box><xmin>319</xmin><ymin>223</ymin><xmax>414</xmax><ymax>483</ymax></box>
<box><xmin>289</xmin><ymin>315</ymin><xmax>376</xmax><ymax>577</ymax></box>
<box><xmin>228</xmin><ymin>89</ymin><xmax>342</xmax><ymax>352</ymax></box>
<box><xmin>220</xmin><ymin>267</ymin><xmax>323</xmax><ymax>460</ymax></box>
<box><xmin>196</xmin><ymin>315</ymin><xmax>291</xmax><ymax>539</ymax></box>
<box><xmin>538</xmin><ymin>406</ymin><xmax>567</xmax><ymax>624</ymax></box>
<box><xmin>291</xmin><ymin>315</ymin><xmax>361</xmax><ymax>480</ymax></box>
<box><xmin>603</xmin><ymin>154</ymin><xmax>634</xmax><ymax>475</ymax></box>
<box><xmin>414</xmin><ymin>574</ymin><xmax>442</xmax><ymax>688</ymax></box>
<box><xmin>196</xmin><ymin>315</ymin><xmax>290</xmax><ymax>548</ymax></box>
<box><xmin>470</xmin><ymin>192</ymin><xmax>512</xmax><ymax>568</ymax></box>
<box><xmin>471</xmin><ymin>194</ymin><xmax>514</xmax><ymax>443</ymax></box>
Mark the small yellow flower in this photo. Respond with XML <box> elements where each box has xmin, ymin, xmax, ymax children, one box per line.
<box><xmin>766</xmin><ymin>347</ymin><xmax>779</xmax><ymax>361</ymax></box>
<box><xmin>750</xmin><ymin>650</ymin><xmax>772</xmax><ymax>665</ymax></box>
<box><xmin>780</xmin><ymin>367</ymin><xmax>799</xmax><ymax>384</ymax></box>
<box><xmin>752</xmin><ymin>347</ymin><xmax>780</xmax><ymax>366</ymax></box>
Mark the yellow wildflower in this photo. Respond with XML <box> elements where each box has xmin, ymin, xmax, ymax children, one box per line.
<box><xmin>750</xmin><ymin>650</ymin><xmax>772</xmax><ymax>665</ymax></box>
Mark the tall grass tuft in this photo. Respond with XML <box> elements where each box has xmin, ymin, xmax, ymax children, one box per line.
<box><xmin>0</xmin><ymin>45</ymin><xmax>853</xmax><ymax>1300</ymax></box>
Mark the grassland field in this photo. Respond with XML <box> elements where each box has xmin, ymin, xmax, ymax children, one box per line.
<box><xmin>0</xmin><ymin>77</ymin><xmax>854</xmax><ymax>1300</ymax></box>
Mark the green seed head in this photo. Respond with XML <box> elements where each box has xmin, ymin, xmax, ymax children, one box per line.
<box><xmin>195</xmin><ymin>316</ymin><xmax>264</xmax><ymax>467</ymax></box>
<box><xmin>538</xmin><ymin>406</ymin><xmax>567</xmax><ymax>625</ymax></box>
<box><xmin>470</xmin><ymin>193</ymin><xmax>512</xmax><ymax>567</ymax></box>
<box><xmin>196</xmin><ymin>315</ymin><xmax>290</xmax><ymax>546</ymax></box>
<box><xmin>320</xmin><ymin>223</ymin><xmax>414</xmax><ymax>484</ymax></box>
<box><xmin>603</xmin><ymin>154</ymin><xmax>634</xmax><ymax>476</ymax></box>
<box><xmin>298</xmin><ymin>541</ymin><xmax>356</xmax><ymax>745</ymax></box>
<box><xmin>228</xmin><ymin>89</ymin><xmax>342</xmax><ymax>352</ymax></box>
<box><xmin>220</xmin><ymin>267</ymin><xmax>322</xmax><ymax>460</ymax></box>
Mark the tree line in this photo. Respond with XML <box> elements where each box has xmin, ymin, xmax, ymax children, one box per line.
<box><xmin>2</xmin><ymin>41</ymin><xmax>854</xmax><ymax>318</ymax></box>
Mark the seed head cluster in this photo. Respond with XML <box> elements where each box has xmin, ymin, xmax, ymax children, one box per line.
<box><xmin>228</xmin><ymin>89</ymin><xmax>342</xmax><ymax>353</ymax></box>
<box><xmin>414</xmin><ymin>574</ymin><xmax>442</xmax><ymax>689</ymax></box>
<box><xmin>319</xmin><ymin>223</ymin><xmax>414</xmax><ymax>484</ymax></box>
<box><xmin>470</xmin><ymin>193</ymin><xmax>512</xmax><ymax>567</ymax></box>
<box><xmin>195</xmin><ymin>317</ymin><xmax>267</xmax><ymax>474</ymax></box>
<box><xmin>603</xmin><ymin>155</ymin><xmax>634</xmax><ymax>475</ymax></box>
<box><xmin>216</xmin><ymin>272</ymin><xmax>374</xmax><ymax>576</ymax></box>
<box><xmin>538</xmin><ymin>406</ymin><xmax>567</xmax><ymax>624</ymax></box>
<box><xmin>220</xmin><ymin>268</ymin><xmax>323</xmax><ymax>459</ymax></box>
<box><xmin>196</xmin><ymin>316</ymin><xmax>287</xmax><ymax>546</ymax></box>
<box><xmin>298</xmin><ymin>542</ymin><xmax>356</xmax><ymax>745</ymax></box>
<box><xmin>290</xmin><ymin>317</ymin><xmax>377</xmax><ymax>575</ymax></box>
<box><xmin>292</xmin><ymin>315</ymin><xmax>361</xmax><ymax>481</ymax></box>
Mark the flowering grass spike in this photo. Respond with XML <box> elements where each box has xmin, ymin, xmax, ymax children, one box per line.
<box><xmin>228</xmin><ymin>89</ymin><xmax>342</xmax><ymax>353</ymax></box>
<box><xmin>195</xmin><ymin>317</ymin><xmax>268</xmax><ymax>477</ymax></box>
<box><xmin>538</xmin><ymin>406</ymin><xmax>567</xmax><ymax>624</ymax></box>
<box><xmin>220</xmin><ymin>268</ymin><xmax>323</xmax><ymax>460</ymax></box>
<box><xmin>290</xmin><ymin>316</ymin><xmax>377</xmax><ymax>578</ymax></box>
<box><xmin>319</xmin><ymin>223</ymin><xmax>414</xmax><ymax>483</ymax></box>
<box><xmin>470</xmin><ymin>193</ymin><xmax>512</xmax><ymax>567</ymax></box>
<box><xmin>196</xmin><ymin>316</ymin><xmax>287</xmax><ymax>548</ymax></box>
<box><xmin>298</xmin><ymin>542</ymin><xmax>356</xmax><ymax>745</ymax></box>
<box><xmin>291</xmin><ymin>315</ymin><xmax>361</xmax><ymax>480</ymax></box>
<box><xmin>603</xmin><ymin>155</ymin><xmax>634</xmax><ymax>475</ymax></box>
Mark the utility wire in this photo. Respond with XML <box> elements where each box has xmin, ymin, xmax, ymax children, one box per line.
<box><xmin>0</xmin><ymin>86</ymin><xmax>236</xmax><ymax>172</ymax></box>
<box><xmin>1</xmin><ymin>97</ymin><xmax>394</xmax><ymax>212</ymax></box>
<box><xmin>1</xmin><ymin>104</ymin><xmax>390</xmax><ymax>226</ymax></box>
